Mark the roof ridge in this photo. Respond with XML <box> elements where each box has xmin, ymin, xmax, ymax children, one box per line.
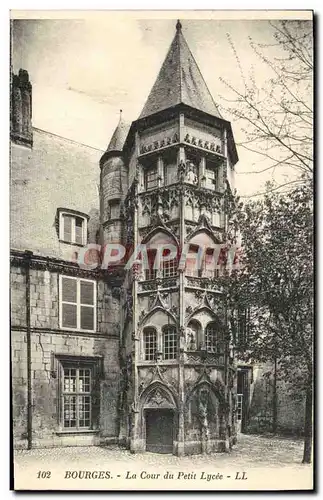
<box><xmin>182</xmin><ymin>32</ymin><xmax>221</xmax><ymax>116</ymax></box>
<box><xmin>177</xmin><ymin>20</ymin><xmax>183</xmax><ymax>104</ymax></box>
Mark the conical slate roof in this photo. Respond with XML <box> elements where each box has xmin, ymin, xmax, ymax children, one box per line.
<box><xmin>106</xmin><ymin>113</ymin><xmax>131</xmax><ymax>152</ymax></box>
<box><xmin>139</xmin><ymin>20</ymin><xmax>222</xmax><ymax>120</ymax></box>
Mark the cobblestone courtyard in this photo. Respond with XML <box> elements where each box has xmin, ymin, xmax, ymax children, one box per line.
<box><xmin>15</xmin><ymin>434</ymin><xmax>307</xmax><ymax>469</ymax></box>
<box><xmin>13</xmin><ymin>434</ymin><xmax>313</xmax><ymax>490</ymax></box>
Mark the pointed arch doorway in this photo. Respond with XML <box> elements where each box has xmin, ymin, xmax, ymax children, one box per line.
<box><xmin>141</xmin><ymin>384</ymin><xmax>178</xmax><ymax>454</ymax></box>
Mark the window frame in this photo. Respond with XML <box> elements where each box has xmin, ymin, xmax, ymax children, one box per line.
<box><xmin>59</xmin><ymin>275</ymin><xmax>97</xmax><ymax>333</ymax></box>
<box><xmin>62</xmin><ymin>364</ymin><xmax>92</xmax><ymax>430</ymax></box>
<box><xmin>141</xmin><ymin>325</ymin><xmax>178</xmax><ymax>362</ymax></box>
<box><xmin>58</xmin><ymin>209</ymin><xmax>88</xmax><ymax>246</ymax></box>
<box><xmin>55</xmin><ymin>355</ymin><xmax>102</xmax><ymax>432</ymax></box>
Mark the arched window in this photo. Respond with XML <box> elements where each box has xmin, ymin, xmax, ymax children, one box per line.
<box><xmin>144</xmin><ymin>232</ymin><xmax>178</xmax><ymax>280</ymax></box>
<box><xmin>205</xmin><ymin>322</ymin><xmax>224</xmax><ymax>354</ymax></box>
<box><xmin>162</xmin><ymin>325</ymin><xmax>177</xmax><ymax>360</ymax></box>
<box><xmin>143</xmin><ymin>327</ymin><xmax>157</xmax><ymax>361</ymax></box>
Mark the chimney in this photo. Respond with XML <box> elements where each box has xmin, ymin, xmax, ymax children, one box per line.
<box><xmin>10</xmin><ymin>69</ymin><xmax>33</xmax><ymax>147</ymax></box>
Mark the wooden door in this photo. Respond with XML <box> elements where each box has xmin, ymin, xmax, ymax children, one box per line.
<box><xmin>146</xmin><ymin>409</ymin><xmax>174</xmax><ymax>453</ymax></box>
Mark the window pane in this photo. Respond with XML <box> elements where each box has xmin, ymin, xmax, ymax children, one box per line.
<box><xmin>62</xmin><ymin>303</ymin><xmax>77</xmax><ymax>328</ymax></box>
<box><xmin>81</xmin><ymin>306</ymin><xmax>94</xmax><ymax>330</ymax></box>
<box><xmin>64</xmin><ymin>368</ymin><xmax>76</xmax><ymax>392</ymax></box>
<box><xmin>64</xmin><ymin>395</ymin><xmax>76</xmax><ymax>427</ymax></box>
<box><xmin>204</xmin><ymin>250</ymin><xmax>216</xmax><ymax>278</ymax></box>
<box><xmin>144</xmin><ymin>329</ymin><xmax>157</xmax><ymax>360</ymax></box>
<box><xmin>162</xmin><ymin>258</ymin><xmax>177</xmax><ymax>277</ymax></box>
<box><xmin>206</xmin><ymin>323</ymin><xmax>224</xmax><ymax>353</ymax></box>
<box><xmin>145</xmin><ymin>250</ymin><xmax>157</xmax><ymax>280</ymax></box>
<box><xmin>163</xmin><ymin>326</ymin><xmax>177</xmax><ymax>360</ymax></box>
<box><xmin>75</xmin><ymin>217</ymin><xmax>84</xmax><ymax>245</ymax></box>
<box><xmin>79</xmin><ymin>368</ymin><xmax>91</xmax><ymax>393</ymax></box>
<box><xmin>78</xmin><ymin>395</ymin><xmax>91</xmax><ymax>428</ymax></box>
<box><xmin>145</xmin><ymin>167</ymin><xmax>158</xmax><ymax>190</ymax></box>
<box><xmin>62</xmin><ymin>364</ymin><xmax>93</xmax><ymax>429</ymax></box>
<box><xmin>205</xmin><ymin>168</ymin><xmax>216</xmax><ymax>190</ymax></box>
<box><xmin>80</xmin><ymin>280</ymin><xmax>94</xmax><ymax>305</ymax></box>
<box><xmin>63</xmin><ymin>215</ymin><xmax>73</xmax><ymax>242</ymax></box>
<box><xmin>186</xmin><ymin>247</ymin><xmax>199</xmax><ymax>277</ymax></box>
<box><xmin>62</xmin><ymin>277</ymin><xmax>77</xmax><ymax>303</ymax></box>
<box><xmin>164</xmin><ymin>163</ymin><xmax>177</xmax><ymax>185</ymax></box>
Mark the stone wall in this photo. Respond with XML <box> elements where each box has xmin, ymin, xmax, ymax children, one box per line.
<box><xmin>11</xmin><ymin>261</ymin><xmax>121</xmax><ymax>448</ymax></box>
<box><xmin>247</xmin><ymin>362</ymin><xmax>305</xmax><ymax>435</ymax></box>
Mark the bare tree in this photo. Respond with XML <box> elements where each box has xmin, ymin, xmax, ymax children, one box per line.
<box><xmin>220</xmin><ymin>20</ymin><xmax>313</xmax><ymax>190</ymax></box>
<box><xmin>223</xmin><ymin>181</ymin><xmax>313</xmax><ymax>464</ymax></box>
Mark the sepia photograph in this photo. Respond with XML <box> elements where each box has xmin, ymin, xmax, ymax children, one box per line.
<box><xmin>10</xmin><ymin>9</ymin><xmax>314</xmax><ymax>491</ymax></box>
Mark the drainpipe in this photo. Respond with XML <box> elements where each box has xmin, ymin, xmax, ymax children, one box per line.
<box><xmin>25</xmin><ymin>250</ymin><xmax>33</xmax><ymax>449</ymax></box>
<box><xmin>273</xmin><ymin>357</ymin><xmax>278</xmax><ymax>434</ymax></box>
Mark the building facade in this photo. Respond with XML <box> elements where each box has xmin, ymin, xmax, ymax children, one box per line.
<box><xmin>10</xmin><ymin>21</ymin><xmax>304</xmax><ymax>453</ymax></box>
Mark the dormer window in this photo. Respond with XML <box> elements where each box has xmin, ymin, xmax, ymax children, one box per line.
<box><xmin>57</xmin><ymin>209</ymin><xmax>88</xmax><ymax>246</ymax></box>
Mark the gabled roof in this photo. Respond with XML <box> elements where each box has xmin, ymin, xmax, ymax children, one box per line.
<box><xmin>139</xmin><ymin>20</ymin><xmax>222</xmax><ymax>120</ymax></box>
<box><xmin>106</xmin><ymin>113</ymin><xmax>131</xmax><ymax>153</ymax></box>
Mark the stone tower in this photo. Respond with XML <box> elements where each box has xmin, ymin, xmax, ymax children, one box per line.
<box><xmin>100</xmin><ymin>20</ymin><xmax>239</xmax><ymax>455</ymax></box>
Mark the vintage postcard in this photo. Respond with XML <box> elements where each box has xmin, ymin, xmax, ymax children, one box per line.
<box><xmin>10</xmin><ymin>9</ymin><xmax>314</xmax><ymax>491</ymax></box>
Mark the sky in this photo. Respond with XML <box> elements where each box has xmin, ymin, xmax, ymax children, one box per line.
<box><xmin>11</xmin><ymin>11</ymin><xmax>312</xmax><ymax>197</ymax></box>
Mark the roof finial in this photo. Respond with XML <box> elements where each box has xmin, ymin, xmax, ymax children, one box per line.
<box><xmin>119</xmin><ymin>109</ymin><xmax>123</xmax><ymax>121</ymax></box>
<box><xmin>176</xmin><ymin>19</ymin><xmax>182</xmax><ymax>32</ymax></box>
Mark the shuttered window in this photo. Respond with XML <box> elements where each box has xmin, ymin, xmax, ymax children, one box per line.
<box><xmin>59</xmin><ymin>212</ymin><xmax>87</xmax><ymax>245</ymax></box>
<box><xmin>60</xmin><ymin>276</ymin><xmax>96</xmax><ymax>332</ymax></box>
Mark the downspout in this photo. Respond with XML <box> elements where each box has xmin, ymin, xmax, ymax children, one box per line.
<box><xmin>25</xmin><ymin>250</ymin><xmax>33</xmax><ymax>449</ymax></box>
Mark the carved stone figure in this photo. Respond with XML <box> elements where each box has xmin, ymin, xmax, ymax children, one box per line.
<box><xmin>186</xmin><ymin>327</ymin><xmax>197</xmax><ymax>351</ymax></box>
<box><xmin>198</xmin><ymin>389</ymin><xmax>209</xmax><ymax>430</ymax></box>
<box><xmin>185</xmin><ymin>162</ymin><xmax>198</xmax><ymax>185</ymax></box>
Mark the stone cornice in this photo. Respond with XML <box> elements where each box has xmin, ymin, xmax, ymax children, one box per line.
<box><xmin>11</xmin><ymin>325</ymin><xmax>119</xmax><ymax>339</ymax></box>
<box><xmin>10</xmin><ymin>250</ymin><xmax>125</xmax><ymax>284</ymax></box>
